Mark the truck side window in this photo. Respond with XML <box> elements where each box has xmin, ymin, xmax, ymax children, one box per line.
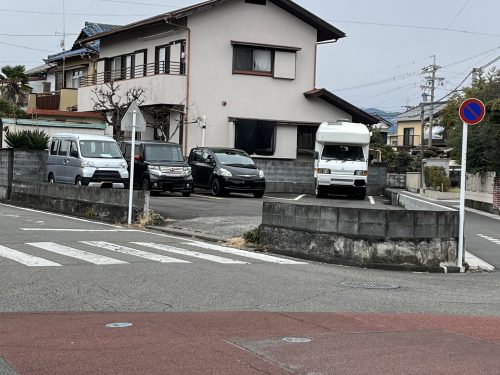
<box><xmin>50</xmin><ymin>140</ymin><xmax>60</xmax><ymax>155</ymax></box>
<box><xmin>58</xmin><ymin>140</ymin><xmax>68</xmax><ymax>156</ymax></box>
<box><xmin>69</xmin><ymin>141</ymin><xmax>78</xmax><ymax>158</ymax></box>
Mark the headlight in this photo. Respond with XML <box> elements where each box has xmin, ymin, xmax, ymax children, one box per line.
<box><xmin>147</xmin><ymin>165</ymin><xmax>163</xmax><ymax>176</ymax></box>
<box><xmin>258</xmin><ymin>169</ymin><xmax>265</xmax><ymax>178</ymax></box>
<box><xmin>219</xmin><ymin>168</ymin><xmax>232</xmax><ymax>177</ymax></box>
<box><xmin>354</xmin><ymin>170</ymin><xmax>368</xmax><ymax>176</ymax></box>
<box><xmin>82</xmin><ymin>160</ymin><xmax>95</xmax><ymax>168</ymax></box>
<box><xmin>119</xmin><ymin>162</ymin><xmax>128</xmax><ymax>169</ymax></box>
<box><xmin>181</xmin><ymin>166</ymin><xmax>192</xmax><ymax>176</ymax></box>
<box><xmin>316</xmin><ymin>168</ymin><xmax>331</xmax><ymax>174</ymax></box>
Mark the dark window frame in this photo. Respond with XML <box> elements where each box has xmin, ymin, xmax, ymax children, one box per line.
<box><xmin>233</xmin><ymin>45</ymin><xmax>274</xmax><ymax>77</ymax></box>
<box><xmin>234</xmin><ymin>120</ymin><xmax>277</xmax><ymax>156</ymax></box>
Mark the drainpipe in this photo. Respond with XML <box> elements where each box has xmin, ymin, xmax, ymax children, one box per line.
<box><xmin>163</xmin><ymin>19</ymin><xmax>191</xmax><ymax>155</ymax></box>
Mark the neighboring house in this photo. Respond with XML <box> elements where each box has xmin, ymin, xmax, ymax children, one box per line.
<box><xmin>77</xmin><ymin>0</ymin><xmax>378</xmax><ymax>159</ymax></box>
<box><xmin>1</xmin><ymin>111</ymin><xmax>107</xmax><ymax>148</ymax></box>
<box><xmin>370</xmin><ymin>114</ymin><xmax>392</xmax><ymax>145</ymax></box>
<box><xmin>391</xmin><ymin>102</ymin><xmax>447</xmax><ymax>149</ymax></box>
<box><xmin>27</xmin><ymin>22</ymin><xmax>119</xmax><ymax>114</ymax></box>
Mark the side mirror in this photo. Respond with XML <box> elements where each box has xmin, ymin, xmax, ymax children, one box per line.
<box><xmin>134</xmin><ymin>154</ymin><xmax>142</xmax><ymax>161</ymax></box>
<box><xmin>313</xmin><ymin>151</ymin><xmax>319</xmax><ymax>160</ymax></box>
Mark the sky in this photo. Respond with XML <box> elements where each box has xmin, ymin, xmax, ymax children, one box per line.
<box><xmin>1</xmin><ymin>0</ymin><xmax>499</xmax><ymax>114</ymax></box>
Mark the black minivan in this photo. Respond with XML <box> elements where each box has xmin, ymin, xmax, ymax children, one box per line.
<box><xmin>188</xmin><ymin>147</ymin><xmax>266</xmax><ymax>198</ymax></box>
<box><xmin>119</xmin><ymin>140</ymin><xmax>193</xmax><ymax>196</ymax></box>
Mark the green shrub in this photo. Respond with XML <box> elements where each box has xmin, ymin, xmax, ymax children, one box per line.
<box><xmin>424</xmin><ymin>166</ymin><xmax>451</xmax><ymax>192</ymax></box>
<box><xmin>243</xmin><ymin>227</ymin><xmax>260</xmax><ymax>244</ymax></box>
<box><xmin>5</xmin><ymin>129</ymin><xmax>49</xmax><ymax>150</ymax></box>
<box><xmin>0</xmin><ymin>98</ymin><xmax>28</xmax><ymax>118</ymax></box>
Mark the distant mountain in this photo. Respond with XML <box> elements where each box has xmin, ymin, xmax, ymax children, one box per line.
<box><xmin>363</xmin><ymin>108</ymin><xmax>400</xmax><ymax>134</ymax></box>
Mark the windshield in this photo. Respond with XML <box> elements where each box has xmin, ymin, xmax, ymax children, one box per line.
<box><xmin>322</xmin><ymin>145</ymin><xmax>365</xmax><ymax>161</ymax></box>
<box><xmin>145</xmin><ymin>144</ymin><xmax>184</xmax><ymax>162</ymax></box>
<box><xmin>79</xmin><ymin>140</ymin><xmax>122</xmax><ymax>158</ymax></box>
<box><xmin>215</xmin><ymin>151</ymin><xmax>256</xmax><ymax>168</ymax></box>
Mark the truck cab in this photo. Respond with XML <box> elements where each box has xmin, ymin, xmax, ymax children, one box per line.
<box><xmin>313</xmin><ymin>121</ymin><xmax>370</xmax><ymax>200</ymax></box>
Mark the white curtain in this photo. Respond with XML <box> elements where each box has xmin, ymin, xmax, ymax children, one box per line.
<box><xmin>253</xmin><ymin>50</ymin><xmax>271</xmax><ymax>72</ymax></box>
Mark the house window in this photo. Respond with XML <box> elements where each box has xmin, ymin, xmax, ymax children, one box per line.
<box><xmin>403</xmin><ymin>128</ymin><xmax>414</xmax><ymax>146</ymax></box>
<box><xmin>71</xmin><ymin>69</ymin><xmax>84</xmax><ymax>88</ymax></box>
<box><xmin>233</xmin><ymin>46</ymin><xmax>273</xmax><ymax>75</ymax></box>
<box><xmin>234</xmin><ymin>120</ymin><xmax>276</xmax><ymax>156</ymax></box>
<box><xmin>107</xmin><ymin>54</ymin><xmax>135</xmax><ymax>81</ymax></box>
<box><xmin>156</xmin><ymin>45</ymin><xmax>171</xmax><ymax>74</ymax></box>
<box><xmin>297</xmin><ymin>125</ymin><xmax>318</xmax><ymax>154</ymax></box>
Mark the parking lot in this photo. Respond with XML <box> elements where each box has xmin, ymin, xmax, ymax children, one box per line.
<box><xmin>150</xmin><ymin>190</ymin><xmax>395</xmax><ymax>240</ymax></box>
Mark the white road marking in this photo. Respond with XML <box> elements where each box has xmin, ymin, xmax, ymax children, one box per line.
<box><xmin>20</xmin><ymin>228</ymin><xmax>138</xmax><ymax>232</ymax></box>
<box><xmin>0</xmin><ymin>203</ymin><xmax>123</xmax><ymax>228</ymax></box>
<box><xmin>184</xmin><ymin>241</ymin><xmax>308</xmax><ymax>265</ymax></box>
<box><xmin>465</xmin><ymin>250</ymin><xmax>495</xmax><ymax>271</ymax></box>
<box><xmin>81</xmin><ymin>241</ymin><xmax>191</xmax><ymax>263</ymax></box>
<box><xmin>478</xmin><ymin>234</ymin><xmax>500</xmax><ymax>244</ymax></box>
<box><xmin>368</xmin><ymin>196</ymin><xmax>375</xmax><ymax>205</ymax></box>
<box><xmin>192</xmin><ymin>194</ymin><xmax>225</xmax><ymax>200</ymax></box>
<box><xmin>28</xmin><ymin>242</ymin><xmax>127</xmax><ymax>265</ymax></box>
<box><xmin>294</xmin><ymin>194</ymin><xmax>306</xmax><ymax>201</ymax></box>
<box><xmin>0</xmin><ymin>245</ymin><xmax>61</xmax><ymax>267</ymax></box>
<box><xmin>133</xmin><ymin>242</ymin><xmax>248</xmax><ymax>264</ymax></box>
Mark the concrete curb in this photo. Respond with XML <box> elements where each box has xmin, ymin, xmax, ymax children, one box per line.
<box><xmin>146</xmin><ymin>225</ymin><xmax>228</xmax><ymax>243</ymax></box>
<box><xmin>364</xmin><ymin>263</ymin><xmax>464</xmax><ymax>273</ymax></box>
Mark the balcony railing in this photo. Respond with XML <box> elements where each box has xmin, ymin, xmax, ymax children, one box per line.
<box><xmin>35</xmin><ymin>92</ymin><xmax>61</xmax><ymax>110</ymax></box>
<box><xmin>79</xmin><ymin>61</ymin><xmax>185</xmax><ymax>87</ymax></box>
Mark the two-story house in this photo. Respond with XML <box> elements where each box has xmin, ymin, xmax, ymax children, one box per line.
<box><xmin>390</xmin><ymin>102</ymin><xmax>447</xmax><ymax>149</ymax></box>
<box><xmin>77</xmin><ymin>0</ymin><xmax>378</xmax><ymax>159</ymax></box>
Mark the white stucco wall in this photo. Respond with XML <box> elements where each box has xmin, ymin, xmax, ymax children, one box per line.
<box><xmin>186</xmin><ymin>0</ymin><xmax>350</xmax><ymax>158</ymax></box>
<box><xmin>466</xmin><ymin>172</ymin><xmax>495</xmax><ymax>204</ymax></box>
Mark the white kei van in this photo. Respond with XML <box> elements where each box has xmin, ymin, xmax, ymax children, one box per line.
<box><xmin>47</xmin><ymin>133</ymin><xmax>129</xmax><ymax>188</ymax></box>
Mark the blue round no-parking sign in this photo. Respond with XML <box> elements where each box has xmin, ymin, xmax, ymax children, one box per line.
<box><xmin>459</xmin><ymin>98</ymin><xmax>486</xmax><ymax>125</ymax></box>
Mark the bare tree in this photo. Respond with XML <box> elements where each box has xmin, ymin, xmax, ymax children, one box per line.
<box><xmin>91</xmin><ymin>82</ymin><xmax>146</xmax><ymax>140</ymax></box>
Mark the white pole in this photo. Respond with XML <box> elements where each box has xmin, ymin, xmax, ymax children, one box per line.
<box><xmin>458</xmin><ymin>121</ymin><xmax>468</xmax><ymax>269</ymax></box>
<box><xmin>127</xmin><ymin>110</ymin><xmax>137</xmax><ymax>225</ymax></box>
<box><xmin>201</xmin><ymin>115</ymin><xmax>206</xmax><ymax>147</ymax></box>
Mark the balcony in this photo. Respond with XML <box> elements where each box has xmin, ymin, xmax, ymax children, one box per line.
<box><xmin>27</xmin><ymin>89</ymin><xmax>78</xmax><ymax>111</ymax></box>
<box><xmin>78</xmin><ymin>61</ymin><xmax>187</xmax><ymax>112</ymax></box>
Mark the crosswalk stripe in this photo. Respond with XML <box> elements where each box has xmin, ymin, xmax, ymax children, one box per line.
<box><xmin>28</xmin><ymin>242</ymin><xmax>128</xmax><ymax>265</ymax></box>
<box><xmin>133</xmin><ymin>242</ymin><xmax>248</xmax><ymax>264</ymax></box>
<box><xmin>184</xmin><ymin>241</ymin><xmax>308</xmax><ymax>265</ymax></box>
<box><xmin>81</xmin><ymin>241</ymin><xmax>191</xmax><ymax>264</ymax></box>
<box><xmin>0</xmin><ymin>245</ymin><xmax>61</xmax><ymax>267</ymax></box>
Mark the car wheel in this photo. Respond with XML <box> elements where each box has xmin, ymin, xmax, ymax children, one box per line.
<box><xmin>315</xmin><ymin>184</ymin><xmax>324</xmax><ymax>198</ymax></box>
<box><xmin>253</xmin><ymin>190</ymin><xmax>264</xmax><ymax>198</ymax></box>
<box><xmin>75</xmin><ymin>176</ymin><xmax>82</xmax><ymax>186</ymax></box>
<box><xmin>211</xmin><ymin>178</ymin><xmax>224</xmax><ymax>197</ymax></box>
<box><xmin>48</xmin><ymin>174</ymin><xmax>55</xmax><ymax>183</ymax></box>
<box><xmin>141</xmin><ymin>178</ymin><xmax>150</xmax><ymax>191</ymax></box>
<box><xmin>182</xmin><ymin>192</ymin><xmax>191</xmax><ymax>197</ymax></box>
<box><xmin>356</xmin><ymin>188</ymin><xmax>366</xmax><ymax>200</ymax></box>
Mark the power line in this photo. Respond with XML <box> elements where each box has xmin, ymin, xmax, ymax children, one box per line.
<box><xmin>446</xmin><ymin>0</ymin><xmax>470</xmax><ymax>29</ymax></box>
<box><xmin>334</xmin><ymin>70</ymin><xmax>421</xmax><ymax>92</ymax></box>
<box><xmin>0</xmin><ymin>33</ymin><xmax>77</xmax><ymax>37</ymax></box>
<box><xmin>442</xmin><ymin>46</ymin><xmax>500</xmax><ymax>69</ymax></box>
<box><xmin>327</xmin><ymin>19</ymin><xmax>500</xmax><ymax>38</ymax></box>
<box><xmin>0</xmin><ymin>40</ymin><xmax>55</xmax><ymax>52</ymax></box>
<box><xmin>99</xmin><ymin>0</ymin><xmax>178</xmax><ymax>7</ymax></box>
<box><xmin>0</xmin><ymin>9</ymin><xmax>148</xmax><ymax>17</ymax></box>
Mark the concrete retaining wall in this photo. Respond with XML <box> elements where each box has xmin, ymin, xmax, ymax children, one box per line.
<box><xmin>260</xmin><ymin>201</ymin><xmax>458</xmax><ymax>268</ymax></box>
<box><xmin>386</xmin><ymin>189</ymin><xmax>455</xmax><ymax>212</ymax></box>
<box><xmin>465</xmin><ymin>172</ymin><xmax>499</xmax><ymax>214</ymax></box>
<box><xmin>6</xmin><ymin>181</ymin><xmax>147</xmax><ymax>223</ymax></box>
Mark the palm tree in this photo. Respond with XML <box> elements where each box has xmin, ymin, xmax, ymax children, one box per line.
<box><xmin>0</xmin><ymin>65</ymin><xmax>31</xmax><ymax>105</ymax></box>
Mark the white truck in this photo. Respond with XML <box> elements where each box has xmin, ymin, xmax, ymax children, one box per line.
<box><xmin>313</xmin><ymin>120</ymin><xmax>370</xmax><ymax>200</ymax></box>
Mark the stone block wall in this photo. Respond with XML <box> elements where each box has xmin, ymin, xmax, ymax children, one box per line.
<box><xmin>494</xmin><ymin>177</ymin><xmax>500</xmax><ymax>212</ymax></box>
<box><xmin>256</xmin><ymin>159</ymin><xmax>314</xmax><ymax>194</ymax></box>
<box><xmin>367</xmin><ymin>163</ymin><xmax>387</xmax><ymax>196</ymax></box>
<box><xmin>260</xmin><ymin>201</ymin><xmax>458</xmax><ymax>268</ymax></box>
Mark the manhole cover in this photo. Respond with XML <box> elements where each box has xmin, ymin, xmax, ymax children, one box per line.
<box><xmin>105</xmin><ymin>322</ymin><xmax>133</xmax><ymax>328</ymax></box>
<box><xmin>339</xmin><ymin>281</ymin><xmax>399</xmax><ymax>289</ymax></box>
<box><xmin>282</xmin><ymin>337</ymin><xmax>312</xmax><ymax>343</ymax></box>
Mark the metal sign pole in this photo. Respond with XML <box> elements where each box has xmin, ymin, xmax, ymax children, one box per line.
<box><xmin>457</xmin><ymin>121</ymin><xmax>468</xmax><ymax>268</ymax></box>
<box><xmin>127</xmin><ymin>110</ymin><xmax>137</xmax><ymax>225</ymax></box>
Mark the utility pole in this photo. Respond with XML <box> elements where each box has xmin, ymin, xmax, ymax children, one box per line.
<box><xmin>421</xmin><ymin>56</ymin><xmax>444</xmax><ymax>147</ymax></box>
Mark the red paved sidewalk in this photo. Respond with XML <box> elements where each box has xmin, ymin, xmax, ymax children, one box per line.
<box><xmin>1</xmin><ymin>312</ymin><xmax>499</xmax><ymax>374</ymax></box>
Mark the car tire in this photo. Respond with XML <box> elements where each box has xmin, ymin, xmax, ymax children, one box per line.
<box><xmin>48</xmin><ymin>174</ymin><xmax>55</xmax><ymax>183</ymax></box>
<box><xmin>182</xmin><ymin>192</ymin><xmax>191</xmax><ymax>197</ymax></box>
<box><xmin>75</xmin><ymin>176</ymin><xmax>82</xmax><ymax>186</ymax></box>
<box><xmin>315</xmin><ymin>184</ymin><xmax>324</xmax><ymax>198</ymax></box>
<box><xmin>356</xmin><ymin>188</ymin><xmax>366</xmax><ymax>200</ymax></box>
<box><xmin>253</xmin><ymin>190</ymin><xmax>264</xmax><ymax>198</ymax></box>
<box><xmin>211</xmin><ymin>178</ymin><xmax>224</xmax><ymax>197</ymax></box>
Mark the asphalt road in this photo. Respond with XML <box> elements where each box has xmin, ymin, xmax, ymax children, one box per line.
<box><xmin>2</xmin><ymin>202</ymin><xmax>500</xmax><ymax>374</ymax></box>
